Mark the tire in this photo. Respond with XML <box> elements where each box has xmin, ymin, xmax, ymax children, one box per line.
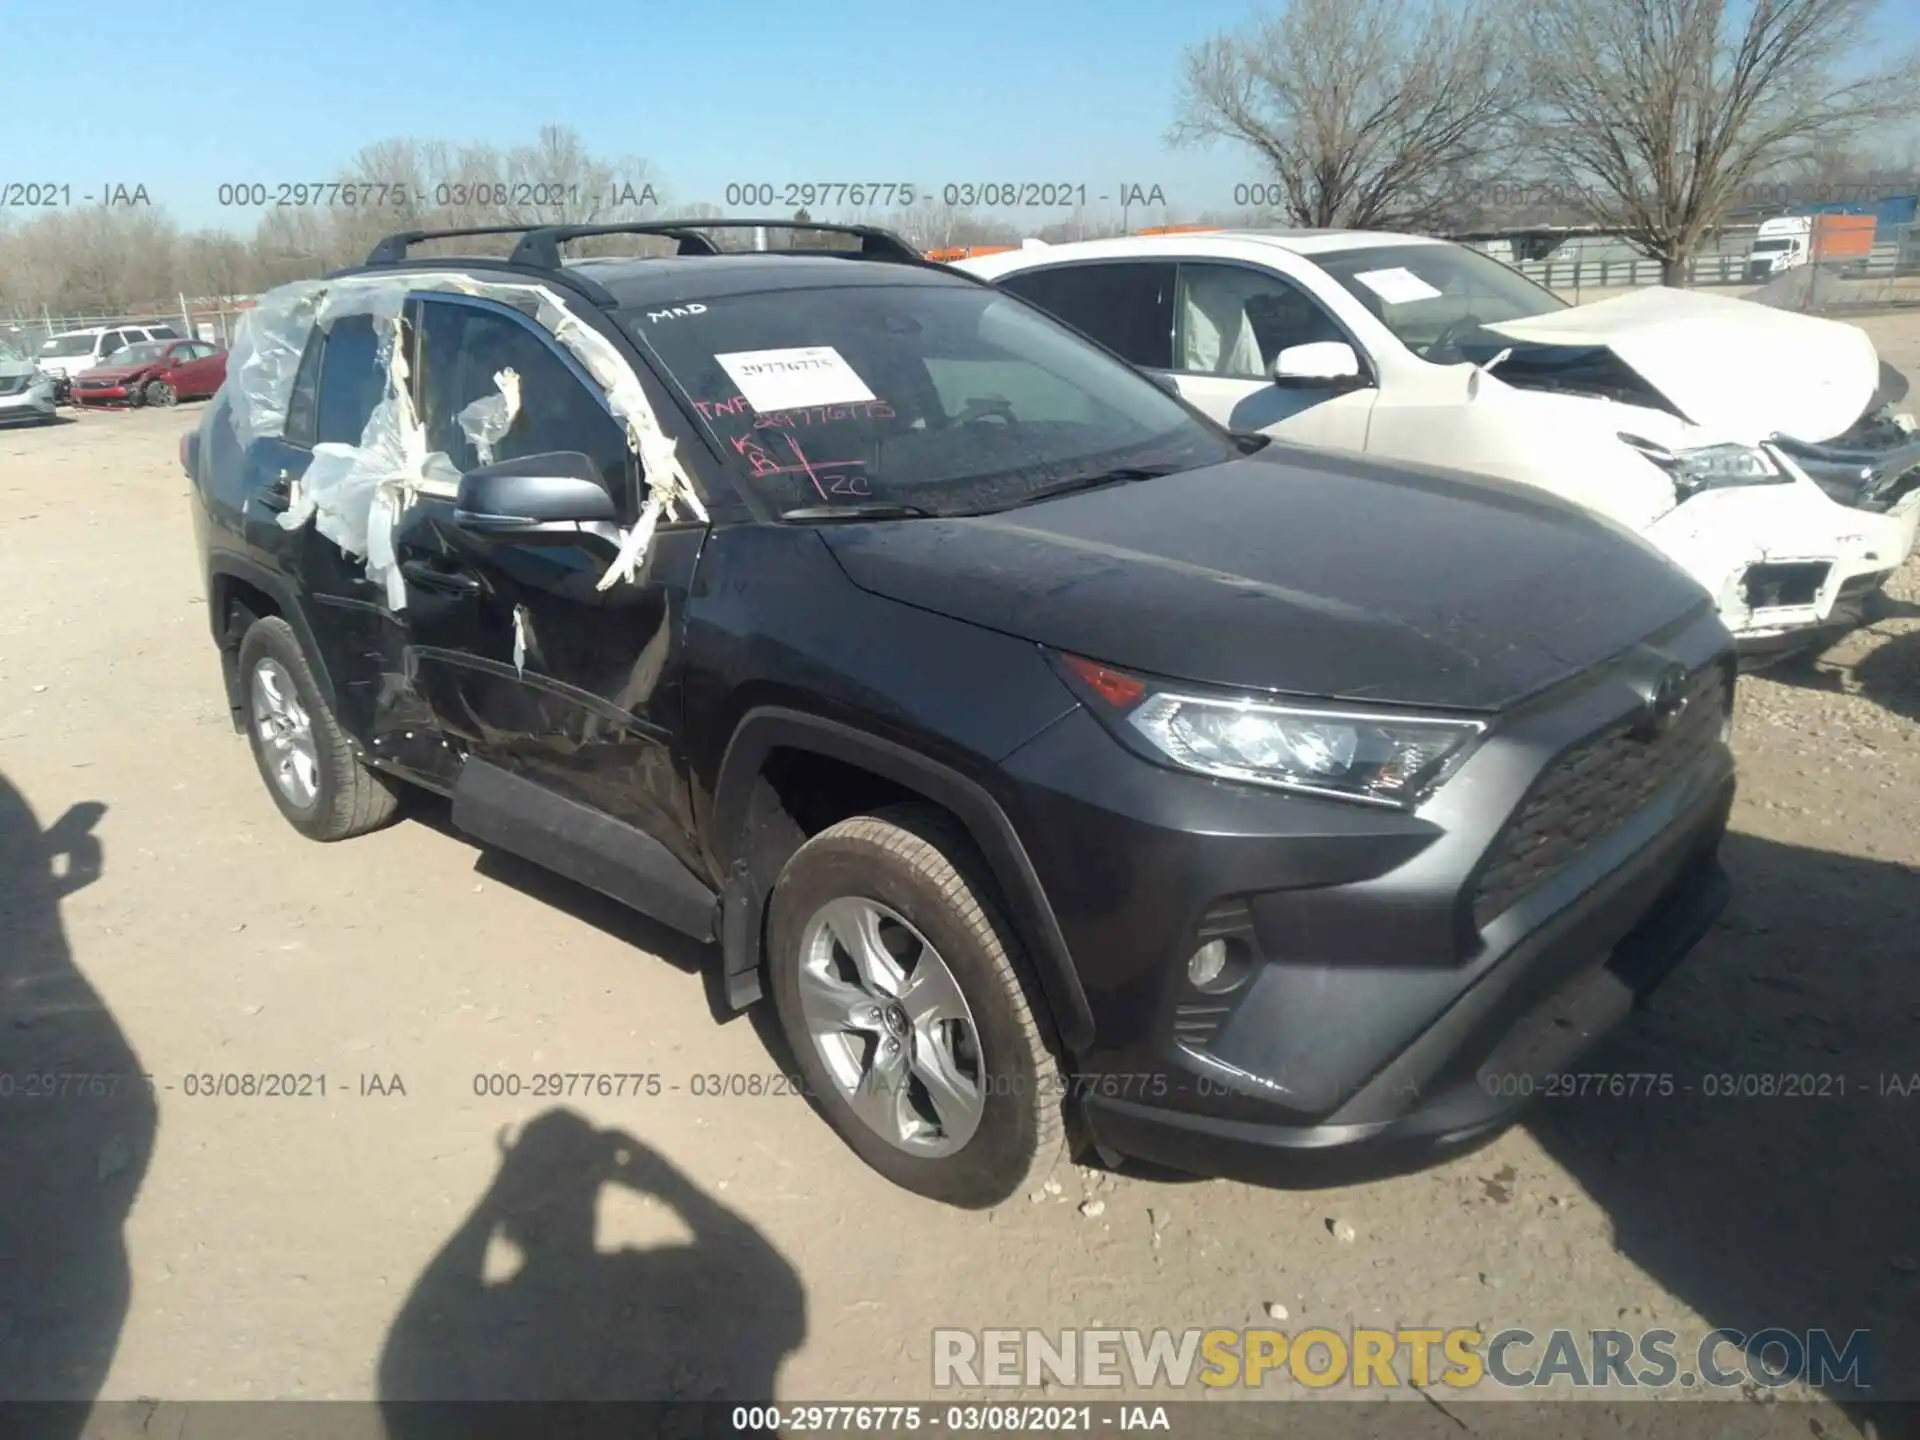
<box><xmin>146</xmin><ymin>379</ymin><xmax>176</xmax><ymax>407</ymax></box>
<box><xmin>767</xmin><ymin>804</ymin><xmax>1066</xmax><ymax>1207</ymax></box>
<box><xmin>236</xmin><ymin>616</ymin><xmax>400</xmax><ymax>841</ymax></box>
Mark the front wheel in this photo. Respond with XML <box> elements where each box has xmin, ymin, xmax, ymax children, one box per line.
<box><xmin>767</xmin><ymin>806</ymin><xmax>1066</xmax><ymax>1207</ymax></box>
<box><xmin>145</xmin><ymin>379</ymin><xmax>176</xmax><ymax>407</ymax></box>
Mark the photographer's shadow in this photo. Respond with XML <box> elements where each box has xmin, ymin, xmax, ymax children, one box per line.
<box><xmin>0</xmin><ymin>779</ymin><xmax>152</xmax><ymax>1428</ymax></box>
<box><xmin>378</xmin><ymin>1108</ymin><xmax>806</xmax><ymax>1420</ymax></box>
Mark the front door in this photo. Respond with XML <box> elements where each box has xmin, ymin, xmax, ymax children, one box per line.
<box><xmin>1165</xmin><ymin>262</ymin><xmax>1376</xmax><ymax>451</ymax></box>
<box><xmin>392</xmin><ymin>293</ymin><xmax>709</xmax><ymax>865</ymax></box>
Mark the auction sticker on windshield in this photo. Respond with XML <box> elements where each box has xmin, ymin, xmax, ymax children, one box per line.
<box><xmin>1352</xmin><ymin>267</ymin><xmax>1444</xmax><ymax>304</ymax></box>
<box><xmin>715</xmin><ymin>345</ymin><xmax>877</xmax><ymax>411</ymax></box>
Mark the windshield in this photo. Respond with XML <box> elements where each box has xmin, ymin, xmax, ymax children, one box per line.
<box><xmin>39</xmin><ymin>334</ymin><xmax>99</xmax><ymax>358</ymax></box>
<box><xmin>106</xmin><ymin>341</ymin><xmax>170</xmax><ymax>366</ymax></box>
<box><xmin>1751</xmin><ymin>239</ymin><xmax>1794</xmax><ymax>254</ymax></box>
<box><xmin>0</xmin><ymin>339</ymin><xmax>25</xmax><ymax>363</ymax></box>
<box><xmin>625</xmin><ymin>281</ymin><xmax>1237</xmax><ymax>517</ymax></box>
<box><xmin>1314</xmin><ymin>242</ymin><xmax>1568</xmax><ymax>364</ymax></box>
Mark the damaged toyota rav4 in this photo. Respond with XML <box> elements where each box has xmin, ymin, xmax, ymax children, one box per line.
<box><xmin>184</xmin><ymin>220</ymin><xmax>1738</xmax><ymax>1207</ymax></box>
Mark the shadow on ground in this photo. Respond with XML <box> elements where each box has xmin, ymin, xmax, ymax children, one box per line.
<box><xmin>1852</xmin><ymin>628</ymin><xmax>1920</xmax><ymax>725</ymax></box>
<box><xmin>1529</xmin><ymin>829</ymin><xmax>1920</xmax><ymax>1416</ymax></box>
<box><xmin>0</xmin><ymin>776</ymin><xmax>154</xmax><ymax>1432</ymax></box>
<box><xmin>377</xmin><ymin>1106</ymin><xmax>806</xmax><ymax>1429</ymax></box>
<box><xmin>402</xmin><ymin>791</ymin><xmax>741</xmax><ymax>1021</ymax></box>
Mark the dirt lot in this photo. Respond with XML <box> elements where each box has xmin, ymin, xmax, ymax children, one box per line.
<box><xmin>2</xmin><ymin>314</ymin><xmax>1917</xmax><ymax>1430</ymax></box>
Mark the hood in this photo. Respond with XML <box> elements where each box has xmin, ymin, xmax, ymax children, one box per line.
<box><xmin>1481</xmin><ymin>287</ymin><xmax>1879</xmax><ymax>444</ymax></box>
<box><xmin>820</xmin><ymin>448</ymin><xmax>1710</xmax><ymax>712</ymax></box>
<box><xmin>0</xmin><ymin>358</ymin><xmax>38</xmax><ymax>381</ymax></box>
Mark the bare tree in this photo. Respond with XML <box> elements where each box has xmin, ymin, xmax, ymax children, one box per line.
<box><xmin>1523</xmin><ymin>0</ymin><xmax>1920</xmax><ymax>283</ymax></box>
<box><xmin>1168</xmin><ymin>0</ymin><xmax>1524</xmax><ymax>230</ymax></box>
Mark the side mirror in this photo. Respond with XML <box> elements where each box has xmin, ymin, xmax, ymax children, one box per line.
<box><xmin>452</xmin><ymin>451</ymin><xmax>618</xmax><ymax>543</ymax></box>
<box><xmin>1272</xmin><ymin>341</ymin><xmax>1364</xmax><ymax>388</ymax></box>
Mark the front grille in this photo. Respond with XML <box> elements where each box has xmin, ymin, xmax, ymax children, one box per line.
<box><xmin>1469</xmin><ymin>662</ymin><xmax>1728</xmax><ymax>931</ymax></box>
<box><xmin>0</xmin><ymin>374</ymin><xmax>29</xmax><ymax>396</ymax></box>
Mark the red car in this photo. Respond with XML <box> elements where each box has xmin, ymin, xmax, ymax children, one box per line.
<box><xmin>71</xmin><ymin>338</ymin><xmax>227</xmax><ymax>407</ymax></box>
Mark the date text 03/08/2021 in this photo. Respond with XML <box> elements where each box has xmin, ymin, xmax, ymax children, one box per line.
<box><xmin>732</xmin><ymin>1405</ymin><xmax>1172</xmax><ymax>1433</ymax></box>
<box><xmin>719</xmin><ymin>182</ymin><xmax>1169</xmax><ymax>210</ymax></box>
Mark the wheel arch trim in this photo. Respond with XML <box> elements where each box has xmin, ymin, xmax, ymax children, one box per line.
<box><xmin>712</xmin><ymin>706</ymin><xmax>1095</xmax><ymax>1054</ymax></box>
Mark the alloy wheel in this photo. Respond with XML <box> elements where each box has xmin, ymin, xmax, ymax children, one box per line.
<box><xmin>796</xmin><ymin>896</ymin><xmax>986</xmax><ymax>1156</ymax></box>
<box><xmin>250</xmin><ymin>657</ymin><xmax>320</xmax><ymax>809</ymax></box>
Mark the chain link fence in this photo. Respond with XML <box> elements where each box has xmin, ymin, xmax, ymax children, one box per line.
<box><xmin>1499</xmin><ymin>221</ymin><xmax>1918</xmax><ymax>304</ymax></box>
<box><xmin>1</xmin><ymin>301</ymin><xmax>256</xmax><ymax>358</ymax></box>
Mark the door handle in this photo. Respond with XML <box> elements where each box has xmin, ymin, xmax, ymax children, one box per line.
<box><xmin>400</xmin><ymin>559</ymin><xmax>483</xmax><ymax>596</ymax></box>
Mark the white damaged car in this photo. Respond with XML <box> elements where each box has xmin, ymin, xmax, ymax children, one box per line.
<box><xmin>959</xmin><ymin>232</ymin><xmax>1920</xmax><ymax>660</ymax></box>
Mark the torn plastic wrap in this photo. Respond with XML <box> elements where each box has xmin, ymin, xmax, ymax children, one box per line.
<box><xmin>456</xmin><ymin>368</ymin><xmax>522</xmax><ymax>467</ymax></box>
<box><xmin>536</xmin><ymin>300</ymin><xmax>708</xmax><ymax>589</ymax></box>
<box><xmin>224</xmin><ymin>268</ymin><xmax>711</xmax><ymax>610</ymax></box>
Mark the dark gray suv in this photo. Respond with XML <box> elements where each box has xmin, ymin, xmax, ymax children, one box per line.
<box><xmin>184</xmin><ymin>219</ymin><xmax>1736</xmax><ymax>1206</ymax></box>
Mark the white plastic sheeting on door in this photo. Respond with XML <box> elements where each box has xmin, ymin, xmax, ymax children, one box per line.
<box><xmin>223</xmin><ymin>270</ymin><xmax>707</xmax><ymax>610</ymax></box>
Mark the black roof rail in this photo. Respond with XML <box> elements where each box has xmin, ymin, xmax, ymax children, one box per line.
<box><xmin>363</xmin><ymin>225</ymin><xmax>560</xmax><ymax>266</ymax></box>
<box><xmin>508</xmin><ymin>219</ymin><xmax>923</xmax><ymax>269</ymax></box>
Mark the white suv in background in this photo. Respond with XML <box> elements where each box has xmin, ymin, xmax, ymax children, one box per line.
<box><xmin>36</xmin><ymin>323</ymin><xmax>183</xmax><ymax>383</ymax></box>
<box><xmin>960</xmin><ymin>232</ymin><xmax>1920</xmax><ymax>660</ymax></box>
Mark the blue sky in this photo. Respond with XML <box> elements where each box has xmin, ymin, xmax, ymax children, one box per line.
<box><xmin>3</xmin><ymin>0</ymin><xmax>1916</xmax><ymax>235</ymax></box>
<box><xmin>0</xmin><ymin>0</ymin><xmax>1267</xmax><ymax>232</ymax></box>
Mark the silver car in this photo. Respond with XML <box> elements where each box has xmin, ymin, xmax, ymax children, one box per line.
<box><xmin>0</xmin><ymin>339</ymin><xmax>59</xmax><ymax>426</ymax></box>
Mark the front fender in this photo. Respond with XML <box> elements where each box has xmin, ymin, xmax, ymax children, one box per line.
<box><xmin>711</xmin><ymin>706</ymin><xmax>1095</xmax><ymax>1054</ymax></box>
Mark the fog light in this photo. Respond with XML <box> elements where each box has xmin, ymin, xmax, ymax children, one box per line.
<box><xmin>1188</xmin><ymin>939</ymin><xmax>1229</xmax><ymax>989</ymax></box>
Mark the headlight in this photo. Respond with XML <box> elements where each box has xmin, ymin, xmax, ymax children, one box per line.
<box><xmin>1620</xmin><ymin>435</ymin><xmax>1790</xmax><ymax>497</ymax></box>
<box><xmin>1056</xmin><ymin>654</ymin><xmax>1486</xmax><ymax>808</ymax></box>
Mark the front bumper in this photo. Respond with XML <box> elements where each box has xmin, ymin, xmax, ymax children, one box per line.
<box><xmin>71</xmin><ymin>380</ymin><xmax>134</xmax><ymax>403</ymax></box>
<box><xmin>995</xmin><ymin>606</ymin><xmax>1736</xmax><ymax>1182</ymax></box>
<box><xmin>0</xmin><ymin>387</ymin><xmax>58</xmax><ymax>424</ymax></box>
<box><xmin>1649</xmin><ymin>447</ymin><xmax>1920</xmax><ymax>651</ymax></box>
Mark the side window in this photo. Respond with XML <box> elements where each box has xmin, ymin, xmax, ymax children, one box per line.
<box><xmin>1175</xmin><ymin>263</ymin><xmax>1347</xmax><ymax>378</ymax></box>
<box><xmin>313</xmin><ymin>314</ymin><xmax>388</xmax><ymax>446</ymax></box>
<box><xmin>998</xmin><ymin>262</ymin><xmax>1175</xmax><ymax>370</ymax></box>
<box><xmin>283</xmin><ymin>331</ymin><xmax>326</xmax><ymax>448</ymax></box>
<box><xmin>414</xmin><ymin>299</ymin><xmax>630</xmax><ymax>493</ymax></box>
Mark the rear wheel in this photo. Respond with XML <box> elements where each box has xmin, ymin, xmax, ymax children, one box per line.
<box><xmin>767</xmin><ymin>805</ymin><xmax>1066</xmax><ymax>1207</ymax></box>
<box><xmin>237</xmin><ymin>617</ymin><xmax>400</xmax><ymax>841</ymax></box>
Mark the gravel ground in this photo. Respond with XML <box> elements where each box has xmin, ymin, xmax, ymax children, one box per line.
<box><xmin>1</xmin><ymin>311</ymin><xmax>1917</xmax><ymax>1432</ymax></box>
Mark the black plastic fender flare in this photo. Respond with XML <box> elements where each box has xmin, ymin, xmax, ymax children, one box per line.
<box><xmin>711</xmin><ymin>706</ymin><xmax>1094</xmax><ymax>1054</ymax></box>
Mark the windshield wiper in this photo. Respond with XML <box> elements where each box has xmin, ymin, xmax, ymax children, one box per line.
<box><xmin>777</xmin><ymin>502</ymin><xmax>936</xmax><ymax>522</ymax></box>
<box><xmin>1016</xmin><ymin>464</ymin><xmax>1186</xmax><ymax>505</ymax></box>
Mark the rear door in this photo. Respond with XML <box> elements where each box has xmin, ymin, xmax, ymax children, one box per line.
<box><xmin>241</xmin><ymin>312</ymin><xmax>438</xmax><ymax>772</ymax></box>
<box><xmin>169</xmin><ymin>342</ymin><xmax>224</xmax><ymax>397</ymax></box>
<box><xmin>391</xmin><ymin>293</ymin><xmax>708</xmax><ymax>861</ymax></box>
<box><xmin>995</xmin><ymin>261</ymin><xmax>1176</xmax><ymax>371</ymax></box>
